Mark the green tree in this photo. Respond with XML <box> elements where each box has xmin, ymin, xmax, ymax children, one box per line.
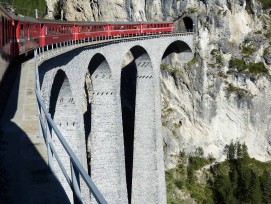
<box><xmin>261</xmin><ymin>170</ymin><xmax>271</xmax><ymax>203</ymax></box>
<box><xmin>250</xmin><ymin>170</ymin><xmax>262</xmax><ymax>204</ymax></box>
<box><xmin>227</xmin><ymin>141</ymin><xmax>235</xmax><ymax>161</ymax></box>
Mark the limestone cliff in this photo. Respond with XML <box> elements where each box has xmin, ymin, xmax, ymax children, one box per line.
<box><xmin>45</xmin><ymin>0</ymin><xmax>271</xmax><ymax>167</ymax></box>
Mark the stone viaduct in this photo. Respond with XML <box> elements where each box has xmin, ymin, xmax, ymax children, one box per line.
<box><xmin>37</xmin><ymin>34</ymin><xmax>194</xmax><ymax>204</ymax></box>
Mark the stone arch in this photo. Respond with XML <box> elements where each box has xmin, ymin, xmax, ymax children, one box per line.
<box><xmin>48</xmin><ymin>69</ymin><xmax>79</xmax><ymax>202</ymax></box>
<box><xmin>183</xmin><ymin>16</ymin><xmax>194</xmax><ymax>32</ymax></box>
<box><xmin>121</xmin><ymin>45</ymin><xmax>156</xmax><ymax>203</ymax></box>
<box><xmin>85</xmin><ymin>53</ymin><xmax>128</xmax><ymax>203</ymax></box>
<box><xmin>162</xmin><ymin>40</ymin><xmax>193</xmax><ymax>64</ymax></box>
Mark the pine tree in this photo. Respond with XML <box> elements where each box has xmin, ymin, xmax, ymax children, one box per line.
<box><xmin>236</xmin><ymin>141</ymin><xmax>242</xmax><ymax>159</ymax></box>
<box><xmin>227</xmin><ymin>141</ymin><xmax>235</xmax><ymax>161</ymax></box>
<box><xmin>250</xmin><ymin>170</ymin><xmax>262</xmax><ymax>203</ymax></box>
<box><xmin>261</xmin><ymin>170</ymin><xmax>271</xmax><ymax>203</ymax></box>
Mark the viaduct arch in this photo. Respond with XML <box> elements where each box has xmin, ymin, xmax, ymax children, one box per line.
<box><xmin>38</xmin><ymin>34</ymin><xmax>194</xmax><ymax>203</ymax></box>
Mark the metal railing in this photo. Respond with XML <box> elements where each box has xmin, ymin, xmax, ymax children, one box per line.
<box><xmin>34</xmin><ymin>49</ymin><xmax>107</xmax><ymax>204</ymax></box>
<box><xmin>34</xmin><ymin>31</ymin><xmax>195</xmax><ymax>204</ymax></box>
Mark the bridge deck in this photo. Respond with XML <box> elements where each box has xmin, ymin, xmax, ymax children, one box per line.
<box><xmin>0</xmin><ymin>58</ymin><xmax>69</xmax><ymax>203</ymax></box>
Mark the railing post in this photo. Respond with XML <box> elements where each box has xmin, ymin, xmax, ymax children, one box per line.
<box><xmin>46</xmin><ymin>116</ymin><xmax>53</xmax><ymax>169</ymax></box>
<box><xmin>71</xmin><ymin>160</ymin><xmax>82</xmax><ymax>204</ymax></box>
<box><xmin>42</xmin><ymin>46</ymin><xmax>44</xmax><ymax>59</ymax></box>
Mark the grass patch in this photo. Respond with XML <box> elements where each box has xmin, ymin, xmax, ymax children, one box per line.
<box><xmin>226</xmin><ymin>84</ymin><xmax>251</xmax><ymax>98</ymax></box>
<box><xmin>241</xmin><ymin>46</ymin><xmax>256</xmax><ymax>56</ymax></box>
<box><xmin>187</xmin><ymin>52</ymin><xmax>200</xmax><ymax>66</ymax></box>
<box><xmin>210</xmin><ymin>49</ymin><xmax>223</xmax><ymax>65</ymax></box>
<box><xmin>248</xmin><ymin>62</ymin><xmax>269</xmax><ymax>76</ymax></box>
<box><xmin>160</xmin><ymin>63</ymin><xmax>180</xmax><ymax>75</ymax></box>
<box><xmin>187</xmin><ymin>7</ymin><xmax>197</xmax><ymax>13</ymax></box>
<box><xmin>257</xmin><ymin>0</ymin><xmax>271</xmax><ymax>10</ymax></box>
<box><xmin>217</xmin><ymin>71</ymin><xmax>228</xmax><ymax>79</ymax></box>
<box><xmin>229</xmin><ymin>58</ymin><xmax>246</xmax><ymax>72</ymax></box>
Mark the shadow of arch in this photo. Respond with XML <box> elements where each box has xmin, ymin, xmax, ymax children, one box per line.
<box><xmin>121</xmin><ymin>45</ymin><xmax>155</xmax><ymax>203</ymax></box>
<box><xmin>84</xmin><ymin>53</ymin><xmax>112</xmax><ymax>177</ymax></box>
<box><xmin>162</xmin><ymin>40</ymin><xmax>193</xmax><ymax>64</ymax></box>
<box><xmin>48</xmin><ymin>69</ymin><xmax>79</xmax><ymax>203</ymax></box>
<box><xmin>183</xmin><ymin>16</ymin><xmax>194</xmax><ymax>32</ymax></box>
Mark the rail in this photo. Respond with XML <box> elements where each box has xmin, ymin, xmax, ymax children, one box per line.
<box><xmin>34</xmin><ymin>31</ymin><xmax>195</xmax><ymax>203</ymax></box>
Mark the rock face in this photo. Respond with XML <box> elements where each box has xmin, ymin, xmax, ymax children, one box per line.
<box><xmin>44</xmin><ymin>0</ymin><xmax>271</xmax><ymax>168</ymax></box>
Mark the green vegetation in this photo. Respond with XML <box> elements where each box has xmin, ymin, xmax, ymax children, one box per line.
<box><xmin>160</xmin><ymin>63</ymin><xmax>180</xmax><ymax>75</ymax></box>
<box><xmin>257</xmin><ymin>0</ymin><xmax>271</xmax><ymax>10</ymax></box>
<box><xmin>217</xmin><ymin>72</ymin><xmax>228</xmax><ymax>79</ymax></box>
<box><xmin>187</xmin><ymin>52</ymin><xmax>200</xmax><ymax>66</ymax></box>
<box><xmin>210</xmin><ymin>49</ymin><xmax>223</xmax><ymax>65</ymax></box>
<box><xmin>226</xmin><ymin>84</ymin><xmax>251</xmax><ymax>99</ymax></box>
<box><xmin>1</xmin><ymin>0</ymin><xmax>47</xmax><ymax>18</ymax></box>
<box><xmin>211</xmin><ymin>142</ymin><xmax>271</xmax><ymax>203</ymax></box>
<box><xmin>228</xmin><ymin>58</ymin><xmax>269</xmax><ymax>77</ymax></box>
<box><xmin>241</xmin><ymin>46</ymin><xmax>256</xmax><ymax>56</ymax></box>
<box><xmin>187</xmin><ymin>7</ymin><xmax>197</xmax><ymax>14</ymax></box>
<box><xmin>166</xmin><ymin>142</ymin><xmax>271</xmax><ymax>203</ymax></box>
<box><xmin>166</xmin><ymin>147</ymin><xmax>215</xmax><ymax>204</ymax></box>
<box><xmin>248</xmin><ymin>61</ymin><xmax>268</xmax><ymax>75</ymax></box>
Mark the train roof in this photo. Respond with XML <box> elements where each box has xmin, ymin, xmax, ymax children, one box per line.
<box><xmin>108</xmin><ymin>22</ymin><xmax>139</xmax><ymax>25</ymax></box>
<box><xmin>140</xmin><ymin>21</ymin><xmax>173</xmax><ymax>24</ymax></box>
<box><xmin>38</xmin><ymin>18</ymin><xmax>108</xmax><ymax>25</ymax></box>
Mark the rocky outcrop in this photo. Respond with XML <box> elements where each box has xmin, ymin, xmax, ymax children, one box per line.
<box><xmin>44</xmin><ymin>0</ymin><xmax>271</xmax><ymax>168</ymax></box>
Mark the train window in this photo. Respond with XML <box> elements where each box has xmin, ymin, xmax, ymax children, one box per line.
<box><xmin>20</xmin><ymin>24</ymin><xmax>24</xmax><ymax>37</ymax></box>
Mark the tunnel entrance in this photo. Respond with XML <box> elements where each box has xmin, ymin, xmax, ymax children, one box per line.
<box><xmin>183</xmin><ymin>17</ymin><xmax>194</xmax><ymax>32</ymax></box>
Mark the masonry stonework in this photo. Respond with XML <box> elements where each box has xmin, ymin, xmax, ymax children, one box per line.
<box><xmin>38</xmin><ymin>34</ymin><xmax>194</xmax><ymax>204</ymax></box>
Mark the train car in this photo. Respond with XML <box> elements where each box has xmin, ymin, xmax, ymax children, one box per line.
<box><xmin>141</xmin><ymin>21</ymin><xmax>174</xmax><ymax>34</ymax></box>
<box><xmin>14</xmin><ymin>15</ymin><xmax>40</xmax><ymax>55</ymax></box>
<box><xmin>108</xmin><ymin>22</ymin><xmax>141</xmax><ymax>37</ymax></box>
<box><xmin>0</xmin><ymin>6</ymin><xmax>13</xmax><ymax>84</ymax></box>
<box><xmin>75</xmin><ymin>21</ymin><xmax>108</xmax><ymax>41</ymax></box>
<box><xmin>39</xmin><ymin>19</ymin><xmax>73</xmax><ymax>47</ymax></box>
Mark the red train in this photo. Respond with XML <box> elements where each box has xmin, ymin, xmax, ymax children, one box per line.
<box><xmin>0</xmin><ymin>5</ymin><xmax>174</xmax><ymax>83</ymax></box>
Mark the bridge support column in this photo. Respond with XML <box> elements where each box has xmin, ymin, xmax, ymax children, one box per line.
<box><xmin>130</xmin><ymin>54</ymin><xmax>166</xmax><ymax>204</ymax></box>
<box><xmin>86</xmin><ymin>54</ymin><xmax>128</xmax><ymax>204</ymax></box>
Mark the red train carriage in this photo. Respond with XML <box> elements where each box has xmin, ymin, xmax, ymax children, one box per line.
<box><xmin>39</xmin><ymin>19</ymin><xmax>73</xmax><ymax>47</ymax></box>
<box><xmin>75</xmin><ymin>22</ymin><xmax>108</xmax><ymax>41</ymax></box>
<box><xmin>141</xmin><ymin>21</ymin><xmax>174</xmax><ymax>34</ymax></box>
<box><xmin>0</xmin><ymin>6</ymin><xmax>14</xmax><ymax>84</ymax></box>
<box><xmin>0</xmin><ymin>5</ymin><xmax>175</xmax><ymax>86</ymax></box>
<box><xmin>0</xmin><ymin>6</ymin><xmax>13</xmax><ymax>57</ymax></box>
<box><xmin>14</xmin><ymin>16</ymin><xmax>40</xmax><ymax>55</ymax></box>
<box><xmin>108</xmin><ymin>22</ymin><xmax>141</xmax><ymax>37</ymax></box>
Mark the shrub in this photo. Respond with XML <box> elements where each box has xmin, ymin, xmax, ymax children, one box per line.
<box><xmin>257</xmin><ymin>0</ymin><xmax>271</xmax><ymax>10</ymax></box>
<box><xmin>226</xmin><ymin>84</ymin><xmax>251</xmax><ymax>99</ymax></box>
<box><xmin>248</xmin><ymin>62</ymin><xmax>269</xmax><ymax>76</ymax></box>
<box><xmin>229</xmin><ymin>58</ymin><xmax>246</xmax><ymax>72</ymax></box>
